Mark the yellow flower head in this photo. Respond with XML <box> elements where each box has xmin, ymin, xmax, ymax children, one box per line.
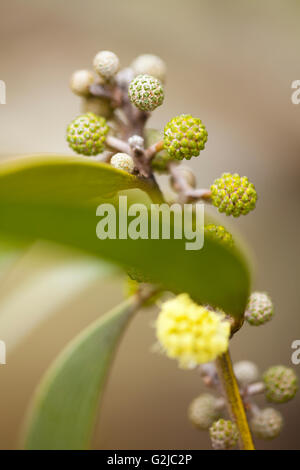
<box><xmin>156</xmin><ymin>294</ymin><xmax>230</xmax><ymax>367</ymax></box>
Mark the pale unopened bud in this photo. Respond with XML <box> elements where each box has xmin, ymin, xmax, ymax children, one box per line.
<box><xmin>234</xmin><ymin>361</ymin><xmax>259</xmax><ymax>385</ymax></box>
<box><xmin>70</xmin><ymin>70</ymin><xmax>94</xmax><ymax>96</ymax></box>
<box><xmin>131</xmin><ymin>54</ymin><xmax>167</xmax><ymax>83</ymax></box>
<box><xmin>128</xmin><ymin>135</ymin><xmax>144</xmax><ymax>151</ymax></box>
<box><xmin>188</xmin><ymin>394</ymin><xmax>221</xmax><ymax>430</ymax></box>
<box><xmin>93</xmin><ymin>50</ymin><xmax>120</xmax><ymax>79</ymax></box>
<box><xmin>111</xmin><ymin>153</ymin><xmax>135</xmax><ymax>174</ymax></box>
<box><xmin>209</xmin><ymin>419</ymin><xmax>238</xmax><ymax>450</ymax></box>
<box><xmin>251</xmin><ymin>408</ymin><xmax>283</xmax><ymax>440</ymax></box>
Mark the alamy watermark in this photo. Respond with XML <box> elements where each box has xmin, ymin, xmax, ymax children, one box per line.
<box><xmin>0</xmin><ymin>340</ymin><xmax>6</xmax><ymax>365</ymax></box>
<box><xmin>96</xmin><ymin>196</ymin><xmax>204</xmax><ymax>250</ymax></box>
<box><xmin>291</xmin><ymin>340</ymin><xmax>300</xmax><ymax>365</ymax></box>
<box><xmin>291</xmin><ymin>80</ymin><xmax>300</xmax><ymax>104</ymax></box>
<box><xmin>0</xmin><ymin>80</ymin><xmax>6</xmax><ymax>104</ymax></box>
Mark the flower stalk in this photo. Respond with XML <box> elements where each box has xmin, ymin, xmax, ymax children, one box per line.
<box><xmin>216</xmin><ymin>350</ymin><xmax>255</xmax><ymax>450</ymax></box>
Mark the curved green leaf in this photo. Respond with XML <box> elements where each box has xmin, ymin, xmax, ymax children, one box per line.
<box><xmin>23</xmin><ymin>298</ymin><xmax>136</xmax><ymax>450</ymax></box>
<box><xmin>0</xmin><ymin>155</ymin><xmax>251</xmax><ymax>316</ymax></box>
<box><xmin>0</xmin><ymin>154</ymin><xmax>150</xmax><ymax>201</ymax></box>
<box><xmin>0</xmin><ymin>242</ymin><xmax>117</xmax><ymax>350</ymax></box>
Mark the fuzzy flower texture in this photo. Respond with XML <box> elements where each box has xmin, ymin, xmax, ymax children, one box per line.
<box><xmin>156</xmin><ymin>294</ymin><xmax>230</xmax><ymax>367</ymax></box>
<box><xmin>211</xmin><ymin>173</ymin><xmax>257</xmax><ymax>217</ymax></box>
<box><xmin>129</xmin><ymin>74</ymin><xmax>164</xmax><ymax>112</ymax></box>
<box><xmin>164</xmin><ymin>114</ymin><xmax>208</xmax><ymax>160</ymax></box>
<box><xmin>66</xmin><ymin>112</ymin><xmax>109</xmax><ymax>156</ymax></box>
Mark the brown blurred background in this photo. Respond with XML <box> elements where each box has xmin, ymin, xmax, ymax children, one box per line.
<box><xmin>0</xmin><ymin>0</ymin><xmax>299</xmax><ymax>450</ymax></box>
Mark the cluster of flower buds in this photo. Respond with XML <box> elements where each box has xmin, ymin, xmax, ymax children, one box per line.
<box><xmin>187</xmin><ymin>357</ymin><xmax>297</xmax><ymax>449</ymax></box>
<box><xmin>180</xmin><ymin>289</ymin><xmax>297</xmax><ymax>448</ymax></box>
<box><xmin>67</xmin><ymin>51</ymin><xmax>257</xmax><ymax>223</ymax></box>
<box><xmin>67</xmin><ymin>51</ymin><xmax>293</xmax><ymax>450</ymax></box>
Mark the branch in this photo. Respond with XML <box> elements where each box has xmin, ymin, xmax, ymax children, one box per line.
<box><xmin>89</xmin><ymin>83</ymin><xmax>123</xmax><ymax>107</ymax></box>
<box><xmin>145</xmin><ymin>140</ymin><xmax>164</xmax><ymax>160</ymax></box>
<box><xmin>246</xmin><ymin>382</ymin><xmax>265</xmax><ymax>397</ymax></box>
<box><xmin>169</xmin><ymin>162</ymin><xmax>212</xmax><ymax>203</ymax></box>
<box><xmin>89</xmin><ymin>83</ymin><xmax>113</xmax><ymax>100</ymax></box>
<box><xmin>215</xmin><ymin>350</ymin><xmax>255</xmax><ymax>450</ymax></box>
<box><xmin>106</xmin><ymin>135</ymin><xmax>131</xmax><ymax>154</ymax></box>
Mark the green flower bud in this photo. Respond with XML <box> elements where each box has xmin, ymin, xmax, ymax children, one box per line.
<box><xmin>251</xmin><ymin>408</ymin><xmax>283</xmax><ymax>440</ymax></box>
<box><xmin>263</xmin><ymin>365</ymin><xmax>298</xmax><ymax>403</ymax></box>
<box><xmin>210</xmin><ymin>173</ymin><xmax>257</xmax><ymax>217</ymax></box>
<box><xmin>129</xmin><ymin>74</ymin><xmax>164</xmax><ymax>112</ymax></box>
<box><xmin>204</xmin><ymin>224</ymin><xmax>234</xmax><ymax>248</ymax></box>
<box><xmin>245</xmin><ymin>292</ymin><xmax>274</xmax><ymax>326</ymax></box>
<box><xmin>164</xmin><ymin>114</ymin><xmax>208</xmax><ymax>161</ymax></box>
<box><xmin>66</xmin><ymin>112</ymin><xmax>109</xmax><ymax>156</ymax></box>
<box><xmin>188</xmin><ymin>394</ymin><xmax>221</xmax><ymax>430</ymax></box>
<box><xmin>209</xmin><ymin>419</ymin><xmax>239</xmax><ymax>450</ymax></box>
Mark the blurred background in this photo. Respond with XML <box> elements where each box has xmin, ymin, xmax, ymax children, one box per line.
<box><xmin>0</xmin><ymin>0</ymin><xmax>299</xmax><ymax>450</ymax></box>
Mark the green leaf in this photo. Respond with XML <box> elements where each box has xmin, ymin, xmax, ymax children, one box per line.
<box><xmin>23</xmin><ymin>298</ymin><xmax>136</xmax><ymax>450</ymax></box>
<box><xmin>0</xmin><ymin>241</ymin><xmax>117</xmax><ymax>350</ymax></box>
<box><xmin>0</xmin><ymin>154</ymin><xmax>150</xmax><ymax>203</ymax></box>
<box><xmin>0</xmin><ymin>155</ymin><xmax>251</xmax><ymax>316</ymax></box>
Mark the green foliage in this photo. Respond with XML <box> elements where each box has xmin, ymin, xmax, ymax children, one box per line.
<box><xmin>0</xmin><ymin>154</ymin><xmax>147</xmax><ymax>203</ymax></box>
<box><xmin>0</xmin><ymin>154</ymin><xmax>252</xmax><ymax>450</ymax></box>
<box><xmin>23</xmin><ymin>298</ymin><xmax>136</xmax><ymax>450</ymax></box>
<box><xmin>0</xmin><ymin>242</ymin><xmax>116</xmax><ymax>350</ymax></box>
<box><xmin>0</xmin><ymin>155</ymin><xmax>250</xmax><ymax>317</ymax></box>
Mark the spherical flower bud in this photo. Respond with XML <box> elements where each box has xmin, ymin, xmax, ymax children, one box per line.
<box><xmin>66</xmin><ymin>112</ymin><xmax>109</xmax><ymax>156</ymax></box>
<box><xmin>131</xmin><ymin>54</ymin><xmax>167</xmax><ymax>83</ymax></box>
<box><xmin>170</xmin><ymin>166</ymin><xmax>196</xmax><ymax>191</ymax></box>
<box><xmin>156</xmin><ymin>294</ymin><xmax>230</xmax><ymax>367</ymax></box>
<box><xmin>129</xmin><ymin>74</ymin><xmax>164</xmax><ymax>112</ymax></box>
<box><xmin>210</xmin><ymin>173</ymin><xmax>257</xmax><ymax>217</ymax></box>
<box><xmin>204</xmin><ymin>224</ymin><xmax>234</xmax><ymax>248</ymax></box>
<box><xmin>128</xmin><ymin>135</ymin><xmax>144</xmax><ymax>151</ymax></box>
<box><xmin>164</xmin><ymin>114</ymin><xmax>208</xmax><ymax>161</ymax></box>
<box><xmin>93</xmin><ymin>50</ymin><xmax>120</xmax><ymax>79</ymax></box>
<box><xmin>209</xmin><ymin>419</ymin><xmax>238</xmax><ymax>450</ymax></box>
<box><xmin>233</xmin><ymin>360</ymin><xmax>259</xmax><ymax>385</ymax></box>
<box><xmin>70</xmin><ymin>70</ymin><xmax>94</xmax><ymax>96</ymax></box>
<box><xmin>111</xmin><ymin>153</ymin><xmax>135</xmax><ymax>173</ymax></box>
<box><xmin>263</xmin><ymin>365</ymin><xmax>298</xmax><ymax>403</ymax></box>
<box><xmin>251</xmin><ymin>408</ymin><xmax>283</xmax><ymax>440</ymax></box>
<box><xmin>245</xmin><ymin>292</ymin><xmax>274</xmax><ymax>326</ymax></box>
<box><xmin>188</xmin><ymin>394</ymin><xmax>221</xmax><ymax>430</ymax></box>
